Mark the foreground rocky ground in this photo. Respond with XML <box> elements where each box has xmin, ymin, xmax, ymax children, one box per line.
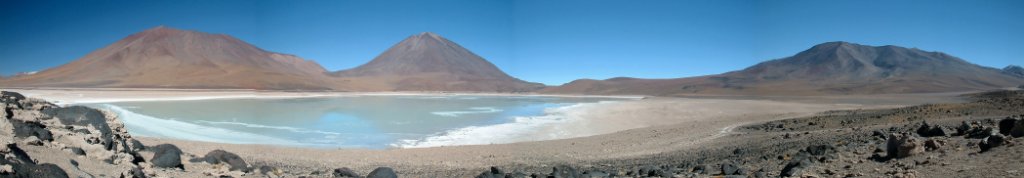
<box><xmin>457</xmin><ymin>90</ymin><xmax>1024</xmax><ymax>178</ymax></box>
<box><xmin>2</xmin><ymin>89</ymin><xmax>1023</xmax><ymax>177</ymax></box>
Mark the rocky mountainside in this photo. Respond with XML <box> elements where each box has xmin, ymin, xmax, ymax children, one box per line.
<box><xmin>0</xmin><ymin>26</ymin><xmax>335</xmax><ymax>90</ymax></box>
<box><xmin>542</xmin><ymin>42</ymin><xmax>1024</xmax><ymax>95</ymax></box>
<box><xmin>1004</xmin><ymin>65</ymin><xmax>1024</xmax><ymax>78</ymax></box>
<box><xmin>330</xmin><ymin>32</ymin><xmax>544</xmax><ymax>92</ymax></box>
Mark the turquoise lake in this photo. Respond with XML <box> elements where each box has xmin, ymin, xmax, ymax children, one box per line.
<box><xmin>84</xmin><ymin>95</ymin><xmax>621</xmax><ymax>149</ymax></box>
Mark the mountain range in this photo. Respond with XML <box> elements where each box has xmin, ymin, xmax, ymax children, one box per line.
<box><xmin>541</xmin><ymin>42</ymin><xmax>1024</xmax><ymax>95</ymax></box>
<box><xmin>1</xmin><ymin>26</ymin><xmax>1021</xmax><ymax>95</ymax></box>
<box><xmin>0</xmin><ymin>26</ymin><xmax>539</xmax><ymax>92</ymax></box>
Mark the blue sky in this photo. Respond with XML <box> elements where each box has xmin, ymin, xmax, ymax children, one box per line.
<box><xmin>1</xmin><ymin>0</ymin><xmax>1022</xmax><ymax>85</ymax></box>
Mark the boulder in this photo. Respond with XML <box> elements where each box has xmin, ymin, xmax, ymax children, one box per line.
<box><xmin>720</xmin><ymin>162</ymin><xmax>741</xmax><ymax>175</ymax></box>
<box><xmin>1009</xmin><ymin>118</ymin><xmax>1024</xmax><ymax>138</ymax></box>
<box><xmin>333</xmin><ymin>167</ymin><xmax>360</xmax><ymax>178</ymax></box>
<box><xmin>1</xmin><ymin>143</ymin><xmax>34</xmax><ymax>164</ymax></box>
<box><xmin>980</xmin><ymin>134</ymin><xmax>1007</xmax><ymax>152</ymax></box>
<box><xmin>128</xmin><ymin>139</ymin><xmax>145</xmax><ymax>152</ymax></box>
<box><xmin>886</xmin><ymin>133</ymin><xmax>925</xmax><ymax>158</ymax></box>
<box><xmin>367</xmin><ymin>167</ymin><xmax>397</xmax><ymax>178</ymax></box>
<box><xmin>916</xmin><ymin>121</ymin><xmax>949</xmax><ymax>137</ymax></box>
<box><xmin>0</xmin><ymin>91</ymin><xmax>25</xmax><ymax>106</ymax></box>
<box><xmin>549</xmin><ymin>165</ymin><xmax>580</xmax><ymax>178</ymax></box>
<box><xmin>10</xmin><ymin>120</ymin><xmax>52</xmax><ymax>141</ymax></box>
<box><xmin>998</xmin><ymin>117</ymin><xmax>1018</xmax><ymax>136</ymax></box>
<box><xmin>42</xmin><ymin>106</ymin><xmax>113</xmax><ymax>142</ymax></box>
<box><xmin>149</xmin><ymin>144</ymin><xmax>183</xmax><ymax>169</ymax></box>
<box><xmin>781</xmin><ymin>157</ymin><xmax>812</xmax><ymax>177</ymax></box>
<box><xmin>200</xmin><ymin>150</ymin><xmax>249</xmax><ymax>172</ymax></box>
<box><xmin>692</xmin><ymin>164</ymin><xmax>707</xmax><ymax>174</ymax></box>
<box><xmin>475</xmin><ymin>166</ymin><xmax>504</xmax><ymax>178</ymax></box>
<box><xmin>24</xmin><ymin>163</ymin><xmax>70</xmax><ymax>178</ymax></box>
<box><xmin>957</xmin><ymin>121</ymin><xmax>994</xmax><ymax>138</ymax></box>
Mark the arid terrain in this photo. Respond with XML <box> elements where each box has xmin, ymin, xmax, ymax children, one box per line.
<box><xmin>5</xmin><ymin>88</ymin><xmax>1023</xmax><ymax>177</ymax></box>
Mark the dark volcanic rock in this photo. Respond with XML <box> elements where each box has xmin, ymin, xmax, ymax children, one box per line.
<box><xmin>367</xmin><ymin>167</ymin><xmax>397</xmax><ymax>178</ymax></box>
<box><xmin>68</xmin><ymin>147</ymin><xmax>86</xmax><ymax>156</ymax></box>
<box><xmin>1</xmin><ymin>91</ymin><xmax>26</xmax><ymax>101</ymax></box>
<box><xmin>957</xmin><ymin>121</ymin><xmax>995</xmax><ymax>138</ymax></box>
<box><xmin>200</xmin><ymin>150</ymin><xmax>249</xmax><ymax>172</ymax></box>
<box><xmin>916</xmin><ymin>121</ymin><xmax>949</xmax><ymax>137</ymax></box>
<box><xmin>149</xmin><ymin>144</ymin><xmax>183</xmax><ymax>169</ymax></box>
<box><xmin>42</xmin><ymin>106</ymin><xmax>113</xmax><ymax>136</ymax></box>
<box><xmin>781</xmin><ymin>157</ymin><xmax>812</xmax><ymax>177</ymax></box>
<box><xmin>720</xmin><ymin>162</ymin><xmax>741</xmax><ymax>175</ymax></box>
<box><xmin>25</xmin><ymin>163</ymin><xmax>70</xmax><ymax>178</ymax></box>
<box><xmin>474</xmin><ymin>166</ymin><xmax>504</xmax><ymax>178</ymax></box>
<box><xmin>10</xmin><ymin>120</ymin><xmax>53</xmax><ymax>141</ymax></box>
<box><xmin>1008</xmin><ymin>118</ymin><xmax>1024</xmax><ymax>138</ymax></box>
<box><xmin>333</xmin><ymin>167</ymin><xmax>360</xmax><ymax>177</ymax></box>
<box><xmin>692</xmin><ymin>164</ymin><xmax>707</xmax><ymax>174</ymax></box>
<box><xmin>980</xmin><ymin>134</ymin><xmax>1007</xmax><ymax>152</ymax></box>
<box><xmin>998</xmin><ymin>117</ymin><xmax>1018</xmax><ymax>136</ymax></box>
<box><xmin>550</xmin><ymin>165</ymin><xmax>581</xmax><ymax>178</ymax></box>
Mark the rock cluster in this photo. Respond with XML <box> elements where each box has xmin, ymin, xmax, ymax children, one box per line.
<box><xmin>2</xmin><ymin>91</ymin><xmax>145</xmax><ymax>177</ymax></box>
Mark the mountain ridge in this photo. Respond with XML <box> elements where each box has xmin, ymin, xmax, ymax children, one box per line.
<box><xmin>541</xmin><ymin>41</ymin><xmax>1024</xmax><ymax>95</ymax></box>
<box><xmin>0</xmin><ymin>26</ymin><xmax>543</xmax><ymax>92</ymax></box>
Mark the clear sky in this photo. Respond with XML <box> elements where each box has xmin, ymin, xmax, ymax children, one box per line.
<box><xmin>1</xmin><ymin>0</ymin><xmax>1022</xmax><ymax>85</ymax></box>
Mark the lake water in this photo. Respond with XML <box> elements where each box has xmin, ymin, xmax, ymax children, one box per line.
<box><xmin>83</xmin><ymin>95</ymin><xmax>623</xmax><ymax>149</ymax></box>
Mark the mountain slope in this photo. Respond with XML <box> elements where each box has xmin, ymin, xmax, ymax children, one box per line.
<box><xmin>1004</xmin><ymin>65</ymin><xmax>1024</xmax><ymax>78</ymax></box>
<box><xmin>542</xmin><ymin>41</ymin><xmax>1024</xmax><ymax>95</ymax></box>
<box><xmin>0</xmin><ymin>26</ymin><xmax>335</xmax><ymax>90</ymax></box>
<box><xmin>330</xmin><ymin>32</ymin><xmax>544</xmax><ymax>92</ymax></box>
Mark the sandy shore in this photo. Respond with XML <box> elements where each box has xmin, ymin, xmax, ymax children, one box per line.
<box><xmin>3</xmin><ymin>88</ymin><xmax>965</xmax><ymax>176</ymax></box>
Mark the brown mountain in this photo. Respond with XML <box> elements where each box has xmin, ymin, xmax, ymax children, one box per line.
<box><xmin>0</xmin><ymin>26</ymin><xmax>335</xmax><ymax>90</ymax></box>
<box><xmin>330</xmin><ymin>32</ymin><xmax>544</xmax><ymax>92</ymax></box>
<box><xmin>542</xmin><ymin>41</ymin><xmax>1024</xmax><ymax>95</ymax></box>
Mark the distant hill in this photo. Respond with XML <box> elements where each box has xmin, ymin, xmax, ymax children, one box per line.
<box><xmin>330</xmin><ymin>32</ymin><xmax>544</xmax><ymax>92</ymax></box>
<box><xmin>0</xmin><ymin>26</ymin><xmax>335</xmax><ymax>90</ymax></box>
<box><xmin>1004</xmin><ymin>65</ymin><xmax>1024</xmax><ymax>78</ymax></box>
<box><xmin>542</xmin><ymin>41</ymin><xmax>1024</xmax><ymax>95</ymax></box>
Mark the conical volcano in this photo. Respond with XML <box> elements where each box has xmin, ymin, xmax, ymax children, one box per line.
<box><xmin>331</xmin><ymin>32</ymin><xmax>544</xmax><ymax>92</ymax></box>
<box><xmin>0</xmin><ymin>26</ymin><xmax>333</xmax><ymax>90</ymax></box>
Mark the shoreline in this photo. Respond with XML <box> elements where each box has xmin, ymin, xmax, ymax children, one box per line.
<box><xmin>1</xmin><ymin>88</ymin><xmax>644</xmax><ymax>105</ymax></box>
<box><xmin>4</xmin><ymin>88</ymin><xmax>951</xmax><ymax>150</ymax></box>
<box><xmin>0</xmin><ymin>88</ymin><xmax>975</xmax><ymax>177</ymax></box>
